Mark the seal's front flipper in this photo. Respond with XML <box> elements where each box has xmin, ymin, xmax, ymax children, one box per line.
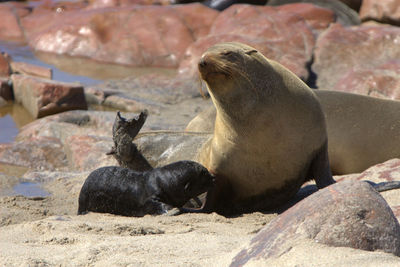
<box><xmin>309</xmin><ymin>141</ymin><xmax>336</xmax><ymax>189</ymax></box>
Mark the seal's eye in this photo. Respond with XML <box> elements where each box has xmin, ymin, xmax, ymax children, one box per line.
<box><xmin>222</xmin><ymin>51</ymin><xmax>233</xmax><ymax>56</ymax></box>
<box><xmin>245</xmin><ymin>50</ymin><xmax>258</xmax><ymax>55</ymax></box>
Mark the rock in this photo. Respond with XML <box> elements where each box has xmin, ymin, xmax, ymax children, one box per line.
<box><xmin>10</xmin><ymin>62</ymin><xmax>52</xmax><ymax>79</ymax></box>
<box><xmin>87</xmin><ymin>0</ymin><xmax>171</xmax><ymax>9</ymax></box>
<box><xmin>267</xmin><ymin>0</ymin><xmax>361</xmax><ymax>26</ymax></box>
<box><xmin>64</xmin><ymin>135</ymin><xmax>117</xmax><ymax>171</ymax></box>
<box><xmin>339</xmin><ymin>0</ymin><xmax>362</xmax><ymax>11</ymax></box>
<box><xmin>135</xmin><ymin>131</ymin><xmax>210</xmax><ymax>167</ymax></box>
<box><xmin>337</xmin><ymin>159</ymin><xmax>400</xmax><ymax>183</ymax></box>
<box><xmin>0</xmin><ymin>3</ymin><xmax>26</xmax><ymax>42</ymax></box>
<box><xmin>103</xmin><ymin>95</ymin><xmax>156</xmax><ymax>113</ymax></box>
<box><xmin>0</xmin><ymin>52</ymin><xmax>11</xmax><ymax>77</ymax></box>
<box><xmin>277</xmin><ymin>3</ymin><xmax>335</xmax><ymax>32</ymax></box>
<box><xmin>230</xmin><ymin>180</ymin><xmax>400</xmax><ymax>266</ymax></box>
<box><xmin>0</xmin><ymin>96</ymin><xmax>6</xmax><ymax>107</ymax></box>
<box><xmin>83</xmin><ymin>86</ymin><xmax>107</xmax><ymax>105</ymax></box>
<box><xmin>0</xmin><ymin>77</ymin><xmax>12</xmax><ymax>101</ymax></box>
<box><xmin>23</xmin><ymin>4</ymin><xmax>218</xmax><ymax>68</ymax></box>
<box><xmin>360</xmin><ymin>0</ymin><xmax>400</xmax><ymax>25</ymax></box>
<box><xmin>16</xmin><ymin>110</ymin><xmax>118</xmax><ymax>144</ymax></box>
<box><xmin>333</xmin><ymin>60</ymin><xmax>400</xmax><ymax>99</ymax></box>
<box><xmin>11</xmin><ymin>74</ymin><xmax>87</xmax><ymax>118</ymax></box>
<box><xmin>313</xmin><ymin>24</ymin><xmax>400</xmax><ymax>90</ymax></box>
<box><xmin>0</xmin><ymin>136</ymin><xmax>68</xmax><ymax>171</ymax></box>
<box><xmin>179</xmin><ymin>4</ymin><xmax>317</xmax><ymax>81</ymax></box>
<box><xmin>334</xmin><ymin>159</ymin><xmax>400</xmax><ymax>219</ymax></box>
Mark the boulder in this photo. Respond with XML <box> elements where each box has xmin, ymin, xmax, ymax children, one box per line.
<box><xmin>335</xmin><ymin>159</ymin><xmax>400</xmax><ymax>215</ymax></box>
<box><xmin>22</xmin><ymin>4</ymin><xmax>218</xmax><ymax>68</ymax></box>
<box><xmin>230</xmin><ymin>180</ymin><xmax>400</xmax><ymax>266</ymax></box>
<box><xmin>11</xmin><ymin>74</ymin><xmax>87</xmax><ymax>118</ymax></box>
<box><xmin>333</xmin><ymin>60</ymin><xmax>400</xmax><ymax>99</ymax></box>
<box><xmin>313</xmin><ymin>23</ymin><xmax>400</xmax><ymax>90</ymax></box>
<box><xmin>277</xmin><ymin>3</ymin><xmax>336</xmax><ymax>32</ymax></box>
<box><xmin>179</xmin><ymin>4</ymin><xmax>320</xmax><ymax>81</ymax></box>
<box><xmin>0</xmin><ymin>4</ymin><xmax>26</xmax><ymax>42</ymax></box>
<box><xmin>64</xmin><ymin>135</ymin><xmax>117</xmax><ymax>171</ymax></box>
<box><xmin>10</xmin><ymin>62</ymin><xmax>52</xmax><ymax>79</ymax></box>
<box><xmin>360</xmin><ymin>0</ymin><xmax>400</xmax><ymax>25</ymax></box>
<box><xmin>0</xmin><ymin>136</ymin><xmax>68</xmax><ymax>171</ymax></box>
<box><xmin>16</xmin><ymin>110</ymin><xmax>117</xmax><ymax>143</ymax></box>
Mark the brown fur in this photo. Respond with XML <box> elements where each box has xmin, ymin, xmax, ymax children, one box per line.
<box><xmin>192</xmin><ymin>42</ymin><xmax>335</xmax><ymax>215</ymax></box>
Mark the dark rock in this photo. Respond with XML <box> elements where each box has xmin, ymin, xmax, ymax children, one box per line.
<box><xmin>0</xmin><ymin>52</ymin><xmax>11</xmax><ymax>77</ymax></box>
<box><xmin>0</xmin><ymin>77</ymin><xmax>12</xmax><ymax>100</ymax></box>
<box><xmin>231</xmin><ymin>180</ymin><xmax>400</xmax><ymax>266</ymax></box>
<box><xmin>11</xmin><ymin>74</ymin><xmax>87</xmax><ymax>118</ymax></box>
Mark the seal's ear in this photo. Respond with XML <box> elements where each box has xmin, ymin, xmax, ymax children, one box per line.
<box><xmin>245</xmin><ymin>50</ymin><xmax>258</xmax><ymax>55</ymax></box>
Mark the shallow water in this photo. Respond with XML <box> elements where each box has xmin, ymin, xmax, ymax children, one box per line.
<box><xmin>0</xmin><ymin>103</ymin><xmax>34</xmax><ymax>143</ymax></box>
<box><xmin>0</xmin><ymin>41</ymin><xmax>176</xmax><ymax>143</ymax></box>
<box><xmin>12</xmin><ymin>181</ymin><xmax>50</xmax><ymax>198</ymax></box>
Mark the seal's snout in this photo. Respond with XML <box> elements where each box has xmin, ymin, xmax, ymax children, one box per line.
<box><xmin>198</xmin><ymin>55</ymin><xmax>208</xmax><ymax>69</ymax></box>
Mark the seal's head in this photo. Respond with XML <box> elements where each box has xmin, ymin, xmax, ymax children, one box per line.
<box><xmin>151</xmin><ymin>161</ymin><xmax>215</xmax><ymax>207</ymax></box>
<box><xmin>197</xmin><ymin>42</ymin><xmax>281</xmax><ymax>121</ymax></box>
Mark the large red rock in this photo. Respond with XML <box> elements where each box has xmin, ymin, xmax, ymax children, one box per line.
<box><xmin>360</xmin><ymin>0</ymin><xmax>400</xmax><ymax>25</ymax></box>
<box><xmin>64</xmin><ymin>135</ymin><xmax>117</xmax><ymax>171</ymax></box>
<box><xmin>0</xmin><ymin>4</ymin><xmax>26</xmax><ymax>42</ymax></box>
<box><xmin>313</xmin><ymin>23</ymin><xmax>400</xmax><ymax>90</ymax></box>
<box><xmin>230</xmin><ymin>180</ymin><xmax>400</xmax><ymax>266</ymax></box>
<box><xmin>179</xmin><ymin>4</ymin><xmax>324</xmax><ymax>81</ymax></box>
<box><xmin>0</xmin><ymin>136</ymin><xmax>68</xmax><ymax>171</ymax></box>
<box><xmin>22</xmin><ymin>4</ymin><xmax>218</xmax><ymax>68</ymax></box>
<box><xmin>334</xmin><ymin>60</ymin><xmax>400</xmax><ymax>99</ymax></box>
<box><xmin>275</xmin><ymin>3</ymin><xmax>335</xmax><ymax>32</ymax></box>
<box><xmin>11</xmin><ymin>74</ymin><xmax>87</xmax><ymax>118</ymax></box>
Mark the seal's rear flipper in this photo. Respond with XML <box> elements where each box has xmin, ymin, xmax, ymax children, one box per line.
<box><xmin>366</xmin><ymin>181</ymin><xmax>400</xmax><ymax>193</ymax></box>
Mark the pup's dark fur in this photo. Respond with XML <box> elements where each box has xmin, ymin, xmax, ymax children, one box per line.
<box><xmin>77</xmin><ymin>161</ymin><xmax>214</xmax><ymax>216</ymax></box>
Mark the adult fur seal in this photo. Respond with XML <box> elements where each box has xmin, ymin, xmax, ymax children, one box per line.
<box><xmin>77</xmin><ymin>161</ymin><xmax>214</xmax><ymax>216</ymax></box>
<box><xmin>186</xmin><ymin>90</ymin><xmax>400</xmax><ymax>175</ymax></box>
<box><xmin>190</xmin><ymin>42</ymin><xmax>335</xmax><ymax>215</ymax></box>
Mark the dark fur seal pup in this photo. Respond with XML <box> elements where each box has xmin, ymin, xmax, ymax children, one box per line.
<box><xmin>77</xmin><ymin>161</ymin><xmax>214</xmax><ymax>216</ymax></box>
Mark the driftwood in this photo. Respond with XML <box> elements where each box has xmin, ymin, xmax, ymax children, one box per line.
<box><xmin>107</xmin><ymin>110</ymin><xmax>152</xmax><ymax>171</ymax></box>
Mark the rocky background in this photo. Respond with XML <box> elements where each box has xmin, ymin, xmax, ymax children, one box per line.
<box><xmin>1</xmin><ymin>0</ymin><xmax>400</xmax><ymax>266</ymax></box>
